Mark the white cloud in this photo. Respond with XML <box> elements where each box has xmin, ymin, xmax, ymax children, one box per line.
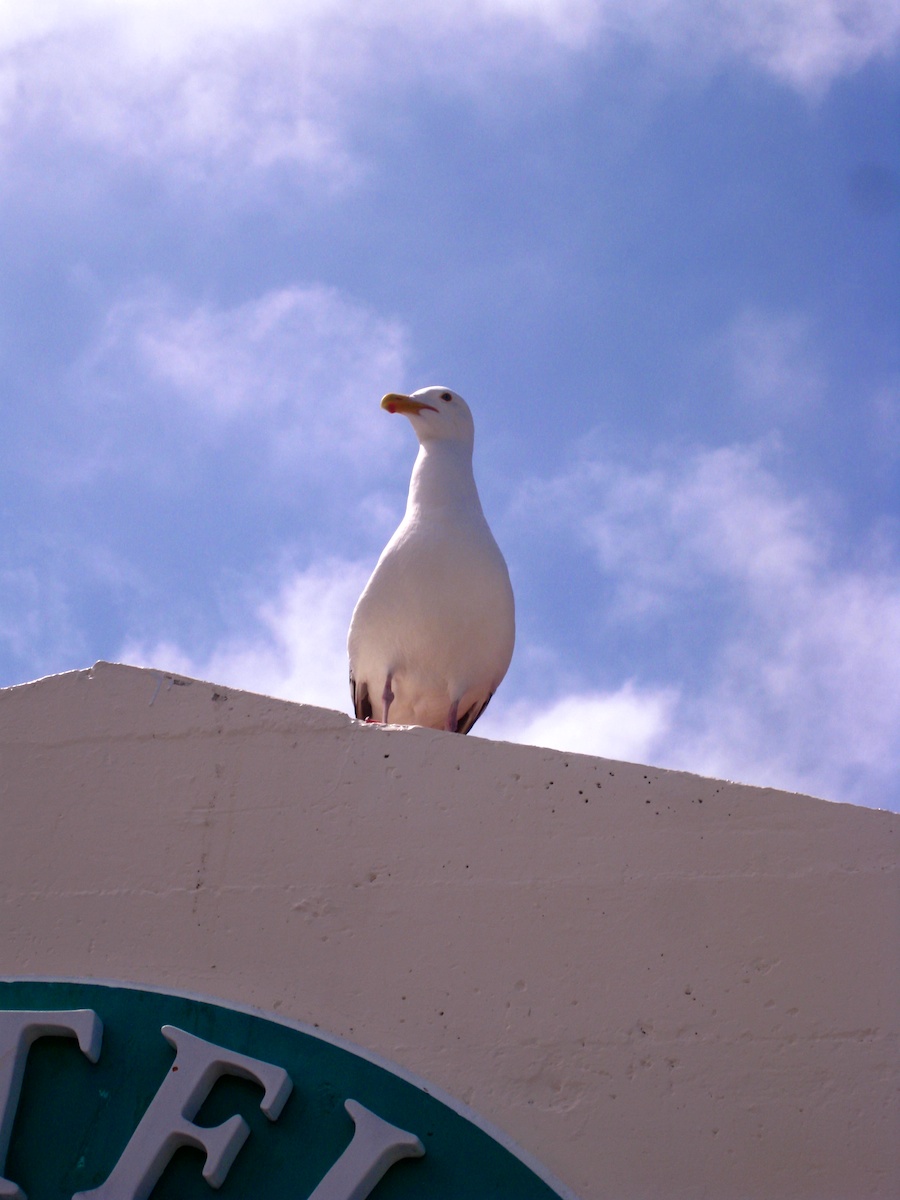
<box><xmin>0</xmin><ymin>0</ymin><xmax>895</xmax><ymax>184</ymax></box>
<box><xmin>122</xmin><ymin>557</ymin><xmax>369</xmax><ymax>714</ymax></box>
<box><xmin>708</xmin><ymin>0</ymin><xmax>900</xmax><ymax>93</ymax></box>
<box><xmin>479</xmin><ymin>681</ymin><xmax>678</xmax><ymax>762</ymax></box>
<box><xmin>0</xmin><ymin>4</ymin><xmax>357</xmax><ymax>184</ymax></box>
<box><xmin>509</xmin><ymin>440</ymin><xmax>900</xmax><ymax>808</ymax></box>
<box><xmin>526</xmin><ymin>443</ymin><xmax>827</xmax><ymax>605</ymax></box>
<box><xmin>604</xmin><ymin>1</ymin><xmax>900</xmax><ymax>91</ymax></box>
<box><xmin>660</xmin><ymin>568</ymin><xmax>900</xmax><ymax>806</ymax></box>
<box><xmin>78</xmin><ymin>282</ymin><xmax>410</xmax><ymax>477</ymax></box>
<box><xmin>870</xmin><ymin>380</ymin><xmax>900</xmax><ymax>466</ymax></box>
<box><xmin>726</xmin><ymin>309</ymin><xmax>825</xmax><ymax>418</ymax></box>
<box><xmin>512</xmin><ymin>442</ymin><xmax>826</xmax><ymax>619</ymax></box>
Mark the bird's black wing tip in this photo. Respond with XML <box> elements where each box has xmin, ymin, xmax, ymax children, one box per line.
<box><xmin>457</xmin><ymin>691</ymin><xmax>493</xmax><ymax>735</ymax></box>
<box><xmin>349</xmin><ymin>669</ymin><xmax>373</xmax><ymax>722</ymax></box>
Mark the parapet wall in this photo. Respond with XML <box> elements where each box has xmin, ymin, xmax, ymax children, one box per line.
<box><xmin>1</xmin><ymin>662</ymin><xmax>897</xmax><ymax>1199</ymax></box>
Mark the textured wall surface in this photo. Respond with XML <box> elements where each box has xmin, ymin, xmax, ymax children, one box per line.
<box><xmin>1</xmin><ymin>662</ymin><xmax>897</xmax><ymax>1199</ymax></box>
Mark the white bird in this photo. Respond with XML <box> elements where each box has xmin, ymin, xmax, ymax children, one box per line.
<box><xmin>348</xmin><ymin>386</ymin><xmax>515</xmax><ymax>734</ymax></box>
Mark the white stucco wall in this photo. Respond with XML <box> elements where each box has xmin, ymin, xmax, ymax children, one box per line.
<box><xmin>1</xmin><ymin>661</ymin><xmax>897</xmax><ymax>1199</ymax></box>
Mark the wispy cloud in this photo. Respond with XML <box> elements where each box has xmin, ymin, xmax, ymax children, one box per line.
<box><xmin>725</xmin><ymin>308</ymin><xmax>825</xmax><ymax>419</ymax></box>
<box><xmin>122</xmin><ymin>557</ymin><xmax>370</xmax><ymax>714</ymax></box>
<box><xmin>0</xmin><ymin>5</ymin><xmax>357</xmax><ymax>185</ymax></box>
<box><xmin>501</xmin><ymin>439</ymin><xmax>900</xmax><ymax>808</ymax></box>
<box><xmin>609</xmin><ymin>0</ymin><xmax>900</xmax><ymax>93</ymax></box>
<box><xmin>71</xmin><ymin>282</ymin><xmax>409</xmax><ymax>481</ymax></box>
<box><xmin>481</xmin><ymin>681</ymin><xmax>678</xmax><ymax>763</ymax></box>
<box><xmin>869</xmin><ymin>379</ymin><xmax>900</xmax><ymax>468</ymax></box>
<box><xmin>704</xmin><ymin>0</ymin><xmax>900</xmax><ymax>93</ymax></box>
<box><xmin>0</xmin><ymin>0</ymin><xmax>895</xmax><ymax>189</ymax></box>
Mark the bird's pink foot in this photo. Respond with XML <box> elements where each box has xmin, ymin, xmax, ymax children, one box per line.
<box><xmin>445</xmin><ymin>699</ymin><xmax>459</xmax><ymax>733</ymax></box>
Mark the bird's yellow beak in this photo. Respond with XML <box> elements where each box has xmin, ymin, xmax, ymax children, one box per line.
<box><xmin>381</xmin><ymin>393</ymin><xmax>438</xmax><ymax>415</ymax></box>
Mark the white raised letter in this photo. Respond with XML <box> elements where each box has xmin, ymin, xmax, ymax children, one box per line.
<box><xmin>307</xmin><ymin>1099</ymin><xmax>425</xmax><ymax>1200</ymax></box>
<box><xmin>0</xmin><ymin>1009</ymin><xmax>103</xmax><ymax>1200</ymax></box>
<box><xmin>73</xmin><ymin>1024</ymin><xmax>292</xmax><ymax>1200</ymax></box>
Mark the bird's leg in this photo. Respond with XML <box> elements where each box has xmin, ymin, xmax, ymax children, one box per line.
<box><xmin>445</xmin><ymin>699</ymin><xmax>459</xmax><ymax>733</ymax></box>
<box><xmin>382</xmin><ymin>674</ymin><xmax>395</xmax><ymax>725</ymax></box>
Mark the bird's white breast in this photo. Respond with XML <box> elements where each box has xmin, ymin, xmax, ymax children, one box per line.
<box><xmin>348</xmin><ymin>509</ymin><xmax>514</xmax><ymax>726</ymax></box>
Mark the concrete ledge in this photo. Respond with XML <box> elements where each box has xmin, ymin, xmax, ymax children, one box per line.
<box><xmin>1</xmin><ymin>662</ymin><xmax>897</xmax><ymax>1198</ymax></box>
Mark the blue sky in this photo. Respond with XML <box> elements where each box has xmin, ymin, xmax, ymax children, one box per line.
<box><xmin>2</xmin><ymin>1</ymin><xmax>899</xmax><ymax>810</ymax></box>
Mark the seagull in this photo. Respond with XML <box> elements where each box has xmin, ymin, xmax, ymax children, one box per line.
<box><xmin>348</xmin><ymin>386</ymin><xmax>515</xmax><ymax>734</ymax></box>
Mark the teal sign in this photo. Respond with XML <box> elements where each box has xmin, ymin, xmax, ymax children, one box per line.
<box><xmin>0</xmin><ymin>981</ymin><xmax>575</xmax><ymax>1200</ymax></box>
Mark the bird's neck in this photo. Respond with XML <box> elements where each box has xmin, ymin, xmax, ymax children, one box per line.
<box><xmin>406</xmin><ymin>440</ymin><xmax>485</xmax><ymax>521</ymax></box>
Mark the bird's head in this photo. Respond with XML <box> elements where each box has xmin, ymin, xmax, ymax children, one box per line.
<box><xmin>381</xmin><ymin>387</ymin><xmax>475</xmax><ymax>448</ymax></box>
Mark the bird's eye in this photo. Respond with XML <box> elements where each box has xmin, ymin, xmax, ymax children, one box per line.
<box><xmin>441</xmin><ymin>392</ymin><xmax>452</xmax><ymax>401</ymax></box>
